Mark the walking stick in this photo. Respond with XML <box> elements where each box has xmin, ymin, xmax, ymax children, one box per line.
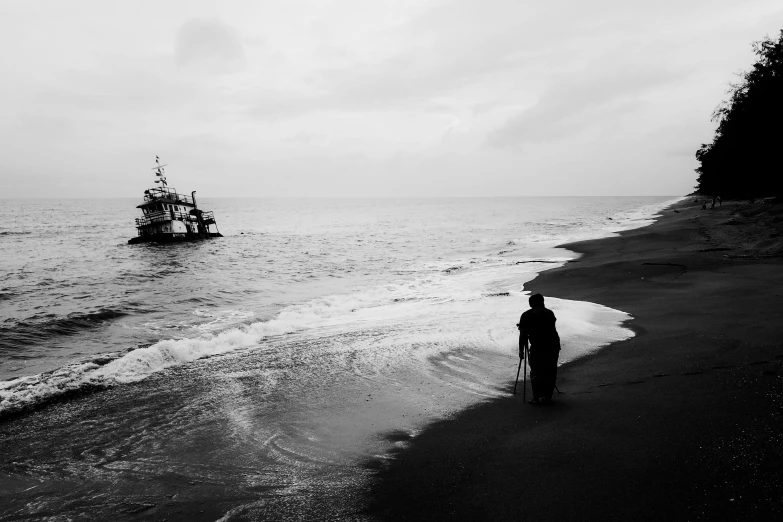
<box><xmin>513</xmin><ymin>340</ymin><xmax>529</xmax><ymax>397</ymax></box>
<box><xmin>522</xmin><ymin>342</ymin><xmax>528</xmax><ymax>402</ymax></box>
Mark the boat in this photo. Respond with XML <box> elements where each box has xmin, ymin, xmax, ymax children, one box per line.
<box><xmin>128</xmin><ymin>157</ymin><xmax>223</xmax><ymax>244</ymax></box>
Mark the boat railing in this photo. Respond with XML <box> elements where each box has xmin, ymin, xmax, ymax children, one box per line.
<box><xmin>135</xmin><ymin>209</ymin><xmax>197</xmax><ymax>227</ymax></box>
<box><xmin>142</xmin><ymin>187</ymin><xmax>193</xmax><ymax>205</ymax></box>
<box><xmin>201</xmin><ymin>211</ymin><xmax>216</xmax><ymax>225</ymax></box>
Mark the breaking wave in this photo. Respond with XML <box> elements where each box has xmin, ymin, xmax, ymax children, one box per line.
<box><xmin>0</xmin><ymin>274</ymin><xmax>473</xmax><ymax>416</ymax></box>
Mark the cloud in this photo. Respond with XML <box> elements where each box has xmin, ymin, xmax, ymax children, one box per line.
<box><xmin>175</xmin><ymin>18</ymin><xmax>246</xmax><ymax>74</ymax></box>
<box><xmin>281</xmin><ymin>131</ymin><xmax>322</xmax><ymax>145</ymax></box>
<box><xmin>241</xmin><ymin>0</ymin><xmax>700</xmax><ymax>122</ymax></box>
<box><xmin>486</xmin><ymin>54</ymin><xmax>690</xmax><ymax>148</ymax></box>
<box><xmin>242</xmin><ymin>2</ymin><xmax>555</xmax><ymax>120</ymax></box>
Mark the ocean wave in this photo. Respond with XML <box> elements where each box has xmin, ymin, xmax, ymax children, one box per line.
<box><xmin>509</xmin><ymin>198</ymin><xmax>683</xmax><ymax>248</ymax></box>
<box><xmin>0</xmin><ymin>231</ymin><xmax>32</xmax><ymax>236</ymax></box>
<box><xmin>0</xmin><ymin>298</ymin><xmax>337</xmax><ymax>416</ymax></box>
<box><xmin>0</xmin><ymin>309</ymin><xmax>130</xmax><ymax>349</ymax></box>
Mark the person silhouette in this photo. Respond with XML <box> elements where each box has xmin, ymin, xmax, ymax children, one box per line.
<box><xmin>518</xmin><ymin>293</ymin><xmax>561</xmax><ymax>404</ymax></box>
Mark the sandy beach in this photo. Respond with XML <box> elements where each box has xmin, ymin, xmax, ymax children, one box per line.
<box><xmin>365</xmin><ymin>198</ymin><xmax>783</xmax><ymax>521</ymax></box>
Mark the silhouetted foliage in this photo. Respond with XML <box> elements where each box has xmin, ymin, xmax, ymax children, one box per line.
<box><xmin>695</xmin><ymin>30</ymin><xmax>783</xmax><ymax>198</ymax></box>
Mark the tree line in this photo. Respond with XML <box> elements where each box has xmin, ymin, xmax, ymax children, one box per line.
<box><xmin>695</xmin><ymin>30</ymin><xmax>783</xmax><ymax>198</ymax></box>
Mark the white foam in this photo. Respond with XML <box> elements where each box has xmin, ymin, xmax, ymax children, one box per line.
<box><xmin>607</xmin><ymin>196</ymin><xmax>684</xmax><ymax>234</ymax></box>
<box><xmin>0</xmin><ymin>357</ymin><xmax>109</xmax><ymax>415</ymax></box>
<box><xmin>509</xmin><ymin>197</ymin><xmax>684</xmax><ymax>248</ymax></box>
<box><xmin>405</xmin><ymin>291</ymin><xmax>635</xmax><ymax>364</ymax></box>
<box><xmin>545</xmin><ymin>296</ymin><xmax>634</xmax><ymax>362</ymax></box>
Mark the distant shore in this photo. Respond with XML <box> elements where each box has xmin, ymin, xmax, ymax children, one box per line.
<box><xmin>364</xmin><ymin>197</ymin><xmax>783</xmax><ymax>520</ymax></box>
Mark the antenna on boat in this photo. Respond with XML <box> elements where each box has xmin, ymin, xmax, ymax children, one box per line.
<box><xmin>152</xmin><ymin>155</ymin><xmax>168</xmax><ymax>187</ymax></box>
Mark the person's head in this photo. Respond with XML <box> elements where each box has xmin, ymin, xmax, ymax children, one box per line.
<box><xmin>529</xmin><ymin>293</ymin><xmax>545</xmax><ymax>308</ymax></box>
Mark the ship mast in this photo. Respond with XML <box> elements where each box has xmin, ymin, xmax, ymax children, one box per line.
<box><xmin>152</xmin><ymin>155</ymin><xmax>168</xmax><ymax>187</ymax></box>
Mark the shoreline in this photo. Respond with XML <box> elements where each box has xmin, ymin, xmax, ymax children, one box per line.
<box><xmin>364</xmin><ymin>197</ymin><xmax>783</xmax><ymax>520</ymax></box>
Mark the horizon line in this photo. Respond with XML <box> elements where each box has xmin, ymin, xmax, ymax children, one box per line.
<box><xmin>0</xmin><ymin>194</ymin><xmax>683</xmax><ymax>200</ymax></box>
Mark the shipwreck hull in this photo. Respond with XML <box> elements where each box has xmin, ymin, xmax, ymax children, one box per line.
<box><xmin>128</xmin><ymin>232</ymin><xmax>223</xmax><ymax>245</ymax></box>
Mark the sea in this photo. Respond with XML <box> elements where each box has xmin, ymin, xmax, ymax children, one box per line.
<box><xmin>0</xmin><ymin>196</ymin><xmax>677</xmax><ymax>520</ymax></box>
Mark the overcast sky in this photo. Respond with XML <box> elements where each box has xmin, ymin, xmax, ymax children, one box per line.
<box><xmin>1</xmin><ymin>0</ymin><xmax>781</xmax><ymax>198</ymax></box>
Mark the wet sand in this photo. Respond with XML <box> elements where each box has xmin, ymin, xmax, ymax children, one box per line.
<box><xmin>365</xmin><ymin>198</ymin><xmax>783</xmax><ymax>521</ymax></box>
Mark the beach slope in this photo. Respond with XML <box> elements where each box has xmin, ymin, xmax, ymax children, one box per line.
<box><xmin>365</xmin><ymin>199</ymin><xmax>783</xmax><ymax>521</ymax></box>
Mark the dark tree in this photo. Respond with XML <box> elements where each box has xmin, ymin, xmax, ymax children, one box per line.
<box><xmin>695</xmin><ymin>30</ymin><xmax>783</xmax><ymax>198</ymax></box>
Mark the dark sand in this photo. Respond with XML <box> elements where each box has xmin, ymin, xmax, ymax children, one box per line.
<box><xmin>365</xmin><ymin>199</ymin><xmax>783</xmax><ymax>521</ymax></box>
